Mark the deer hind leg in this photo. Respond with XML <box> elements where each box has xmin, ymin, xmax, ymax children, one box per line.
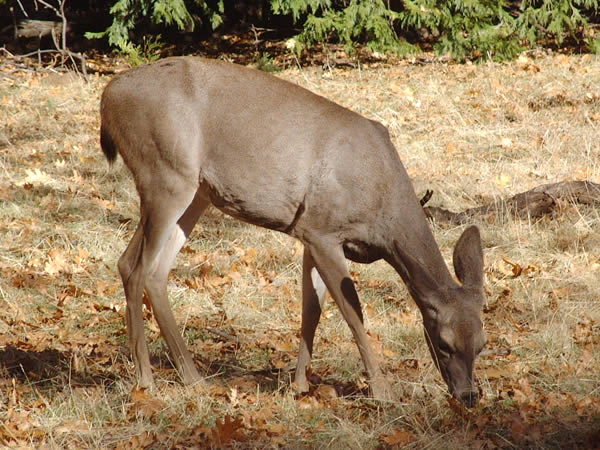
<box><xmin>294</xmin><ymin>246</ymin><xmax>328</xmax><ymax>392</ymax></box>
<box><xmin>143</xmin><ymin>190</ymin><xmax>211</xmax><ymax>386</ymax></box>
<box><xmin>119</xmin><ymin>184</ymin><xmax>206</xmax><ymax>388</ymax></box>
<box><xmin>304</xmin><ymin>237</ymin><xmax>392</xmax><ymax>401</ymax></box>
<box><xmin>119</xmin><ymin>220</ymin><xmax>153</xmax><ymax>387</ymax></box>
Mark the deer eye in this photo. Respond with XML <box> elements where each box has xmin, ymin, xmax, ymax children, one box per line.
<box><xmin>438</xmin><ymin>339</ymin><xmax>453</xmax><ymax>356</ymax></box>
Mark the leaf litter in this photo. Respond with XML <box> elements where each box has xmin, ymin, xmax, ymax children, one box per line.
<box><xmin>0</xmin><ymin>53</ymin><xmax>599</xmax><ymax>448</ymax></box>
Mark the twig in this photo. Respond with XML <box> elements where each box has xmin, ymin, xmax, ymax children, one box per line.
<box><xmin>14</xmin><ymin>48</ymin><xmax>62</xmax><ymax>59</ymax></box>
<box><xmin>36</xmin><ymin>0</ymin><xmax>60</xmax><ymax>16</ymax></box>
<box><xmin>1</xmin><ymin>56</ymin><xmax>69</xmax><ymax>74</ymax></box>
<box><xmin>56</xmin><ymin>0</ymin><xmax>88</xmax><ymax>77</ymax></box>
<box><xmin>480</xmin><ymin>348</ymin><xmax>511</xmax><ymax>357</ymax></box>
<box><xmin>59</xmin><ymin>0</ymin><xmax>67</xmax><ymax>53</ymax></box>
<box><xmin>251</xmin><ymin>25</ymin><xmax>260</xmax><ymax>46</ymax></box>
<box><xmin>15</xmin><ymin>0</ymin><xmax>29</xmax><ymax>17</ymax></box>
<box><xmin>1</xmin><ymin>47</ymin><xmax>15</xmax><ymax>58</ymax></box>
<box><xmin>14</xmin><ymin>0</ymin><xmax>88</xmax><ymax>79</ymax></box>
<box><xmin>206</xmin><ymin>327</ymin><xmax>241</xmax><ymax>343</ymax></box>
<box><xmin>10</xmin><ymin>6</ymin><xmax>17</xmax><ymax>39</ymax></box>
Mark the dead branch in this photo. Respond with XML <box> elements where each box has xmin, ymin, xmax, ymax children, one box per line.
<box><xmin>10</xmin><ymin>0</ymin><xmax>87</xmax><ymax>78</ymax></box>
<box><xmin>15</xmin><ymin>20</ymin><xmax>65</xmax><ymax>39</ymax></box>
<box><xmin>422</xmin><ymin>181</ymin><xmax>600</xmax><ymax>224</ymax></box>
<box><xmin>206</xmin><ymin>327</ymin><xmax>241</xmax><ymax>343</ymax></box>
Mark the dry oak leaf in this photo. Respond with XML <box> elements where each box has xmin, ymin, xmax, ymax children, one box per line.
<box><xmin>128</xmin><ymin>387</ymin><xmax>165</xmax><ymax>420</ymax></box>
<box><xmin>315</xmin><ymin>384</ymin><xmax>338</xmax><ymax>401</ymax></box>
<box><xmin>501</xmin><ymin>258</ymin><xmax>522</xmax><ymax>278</ymax></box>
<box><xmin>44</xmin><ymin>249</ymin><xmax>69</xmax><ymax>276</ymax></box>
<box><xmin>447</xmin><ymin>396</ymin><xmax>472</xmax><ymax>419</ymax></box>
<box><xmin>115</xmin><ymin>432</ymin><xmax>158</xmax><ymax>450</ymax></box>
<box><xmin>297</xmin><ymin>394</ymin><xmax>321</xmax><ymax>409</ymax></box>
<box><xmin>210</xmin><ymin>415</ymin><xmax>245</xmax><ymax>447</ymax></box>
<box><xmin>483</xmin><ymin>365</ymin><xmax>512</xmax><ymax>380</ymax></box>
<box><xmin>380</xmin><ymin>428</ymin><xmax>415</xmax><ymax>446</ymax></box>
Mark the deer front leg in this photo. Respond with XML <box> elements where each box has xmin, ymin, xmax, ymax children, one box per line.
<box><xmin>304</xmin><ymin>238</ymin><xmax>392</xmax><ymax>401</ymax></box>
<box><xmin>294</xmin><ymin>247</ymin><xmax>328</xmax><ymax>393</ymax></box>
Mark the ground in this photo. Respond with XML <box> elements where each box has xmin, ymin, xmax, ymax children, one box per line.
<box><xmin>0</xmin><ymin>52</ymin><xmax>599</xmax><ymax>448</ymax></box>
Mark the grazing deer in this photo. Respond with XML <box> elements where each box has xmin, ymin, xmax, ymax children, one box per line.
<box><xmin>100</xmin><ymin>57</ymin><xmax>487</xmax><ymax>407</ymax></box>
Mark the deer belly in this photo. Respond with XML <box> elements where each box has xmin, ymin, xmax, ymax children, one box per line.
<box><xmin>199</xmin><ymin>180</ymin><xmax>303</xmax><ymax>234</ymax></box>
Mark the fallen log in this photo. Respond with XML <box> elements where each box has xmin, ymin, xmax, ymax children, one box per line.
<box><xmin>421</xmin><ymin>181</ymin><xmax>600</xmax><ymax>224</ymax></box>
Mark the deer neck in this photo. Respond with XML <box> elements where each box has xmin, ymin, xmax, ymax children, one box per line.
<box><xmin>383</xmin><ymin>205</ymin><xmax>457</xmax><ymax>312</ymax></box>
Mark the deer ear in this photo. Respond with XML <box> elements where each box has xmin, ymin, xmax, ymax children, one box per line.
<box><xmin>453</xmin><ymin>226</ymin><xmax>484</xmax><ymax>290</ymax></box>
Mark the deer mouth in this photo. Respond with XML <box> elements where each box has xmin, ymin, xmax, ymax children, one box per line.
<box><xmin>455</xmin><ymin>388</ymin><xmax>479</xmax><ymax>408</ymax></box>
<box><xmin>440</xmin><ymin>364</ymin><xmax>479</xmax><ymax>408</ymax></box>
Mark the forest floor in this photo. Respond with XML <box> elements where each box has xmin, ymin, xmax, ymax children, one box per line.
<box><xmin>0</xmin><ymin>51</ymin><xmax>599</xmax><ymax>448</ymax></box>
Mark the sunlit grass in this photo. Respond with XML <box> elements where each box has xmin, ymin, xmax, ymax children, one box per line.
<box><xmin>0</xmin><ymin>53</ymin><xmax>599</xmax><ymax>447</ymax></box>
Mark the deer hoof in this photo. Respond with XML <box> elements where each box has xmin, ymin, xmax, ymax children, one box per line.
<box><xmin>181</xmin><ymin>371</ymin><xmax>205</xmax><ymax>387</ymax></box>
<box><xmin>370</xmin><ymin>379</ymin><xmax>394</xmax><ymax>402</ymax></box>
<box><xmin>137</xmin><ymin>373</ymin><xmax>155</xmax><ymax>391</ymax></box>
<box><xmin>292</xmin><ymin>379</ymin><xmax>310</xmax><ymax>394</ymax></box>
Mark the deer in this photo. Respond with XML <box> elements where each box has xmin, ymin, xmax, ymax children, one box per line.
<box><xmin>100</xmin><ymin>57</ymin><xmax>487</xmax><ymax>407</ymax></box>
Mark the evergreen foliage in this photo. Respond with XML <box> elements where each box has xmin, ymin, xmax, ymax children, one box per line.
<box><xmin>399</xmin><ymin>0</ymin><xmax>522</xmax><ymax>60</ymax></box>
<box><xmin>85</xmin><ymin>0</ymin><xmax>224</xmax><ymax>52</ymax></box>
<box><xmin>78</xmin><ymin>0</ymin><xmax>600</xmax><ymax>60</ymax></box>
<box><xmin>516</xmin><ymin>0</ymin><xmax>598</xmax><ymax>49</ymax></box>
<box><xmin>273</xmin><ymin>0</ymin><xmax>416</xmax><ymax>55</ymax></box>
<box><xmin>277</xmin><ymin>0</ymin><xmax>599</xmax><ymax>60</ymax></box>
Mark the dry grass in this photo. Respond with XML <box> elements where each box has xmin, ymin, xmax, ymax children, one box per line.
<box><xmin>1</xmin><ymin>53</ymin><xmax>599</xmax><ymax>448</ymax></box>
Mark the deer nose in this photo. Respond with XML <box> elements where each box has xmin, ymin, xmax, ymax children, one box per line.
<box><xmin>459</xmin><ymin>390</ymin><xmax>479</xmax><ymax>408</ymax></box>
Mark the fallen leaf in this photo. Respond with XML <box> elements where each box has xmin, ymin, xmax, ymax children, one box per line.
<box><xmin>315</xmin><ymin>384</ymin><xmax>338</xmax><ymax>401</ymax></box>
<box><xmin>229</xmin><ymin>387</ymin><xmax>239</xmax><ymax>407</ymax></box>
<box><xmin>447</xmin><ymin>396</ymin><xmax>471</xmax><ymax>419</ymax></box>
<box><xmin>500</xmin><ymin>137</ymin><xmax>513</xmax><ymax>149</ymax></box>
<box><xmin>502</xmin><ymin>258</ymin><xmax>522</xmax><ymax>277</ymax></box>
<box><xmin>20</xmin><ymin>168</ymin><xmax>53</xmax><ymax>186</ymax></box>
<box><xmin>297</xmin><ymin>395</ymin><xmax>320</xmax><ymax>409</ymax></box>
<box><xmin>210</xmin><ymin>415</ymin><xmax>245</xmax><ymax>447</ymax></box>
<box><xmin>241</xmin><ymin>247</ymin><xmax>258</xmax><ymax>265</ymax></box>
<box><xmin>44</xmin><ymin>249</ymin><xmax>69</xmax><ymax>276</ymax></box>
<box><xmin>483</xmin><ymin>366</ymin><xmax>511</xmax><ymax>380</ymax></box>
<box><xmin>129</xmin><ymin>387</ymin><xmax>165</xmax><ymax>420</ymax></box>
<box><xmin>496</xmin><ymin>173</ymin><xmax>512</xmax><ymax>187</ymax></box>
<box><xmin>92</xmin><ymin>196</ymin><xmax>115</xmax><ymax>211</ymax></box>
<box><xmin>380</xmin><ymin>428</ymin><xmax>414</xmax><ymax>446</ymax></box>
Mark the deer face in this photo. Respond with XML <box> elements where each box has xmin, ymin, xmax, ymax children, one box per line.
<box><xmin>423</xmin><ymin>292</ymin><xmax>486</xmax><ymax>408</ymax></box>
<box><xmin>393</xmin><ymin>226</ymin><xmax>487</xmax><ymax>407</ymax></box>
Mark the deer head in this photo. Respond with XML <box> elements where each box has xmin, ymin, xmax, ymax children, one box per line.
<box><xmin>396</xmin><ymin>226</ymin><xmax>486</xmax><ymax>407</ymax></box>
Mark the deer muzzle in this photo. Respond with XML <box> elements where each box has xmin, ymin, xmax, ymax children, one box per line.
<box><xmin>456</xmin><ymin>387</ymin><xmax>479</xmax><ymax>408</ymax></box>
